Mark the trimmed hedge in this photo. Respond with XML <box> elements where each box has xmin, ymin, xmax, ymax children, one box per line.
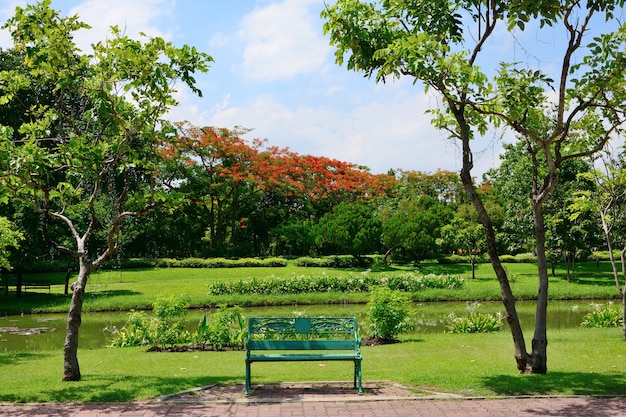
<box><xmin>156</xmin><ymin>257</ymin><xmax>287</xmax><ymax>268</ymax></box>
<box><xmin>207</xmin><ymin>272</ymin><xmax>465</xmax><ymax>296</ymax></box>
<box><xmin>293</xmin><ymin>255</ymin><xmax>383</xmax><ymax>268</ymax></box>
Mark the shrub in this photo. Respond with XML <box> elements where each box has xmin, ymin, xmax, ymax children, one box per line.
<box><xmin>107</xmin><ymin>310</ymin><xmax>154</xmax><ymax>347</ymax></box>
<box><xmin>445</xmin><ymin>302</ymin><xmax>503</xmax><ymax>333</ymax></box>
<box><xmin>108</xmin><ymin>295</ymin><xmax>192</xmax><ymax>348</ymax></box>
<box><xmin>367</xmin><ymin>286</ymin><xmax>413</xmax><ymax>341</ymax></box>
<box><xmin>207</xmin><ymin>272</ymin><xmax>464</xmax><ymax>296</ymax></box>
<box><xmin>293</xmin><ymin>255</ymin><xmax>374</xmax><ymax>268</ymax></box>
<box><xmin>581</xmin><ymin>303</ymin><xmax>623</xmax><ymax>328</ymax></box>
<box><xmin>499</xmin><ymin>253</ymin><xmax>536</xmax><ymax>263</ymax></box>
<box><xmin>151</xmin><ymin>295</ymin><xmax>191</xmax><ymax>347</ymax></box>
<box><xmin>195</xmin><ymin>306</ymin><xmax>247</xmax><ymax>349</ymax></box>
<box><xmin>155</xmin><ymin>257</ymin><xmax>288</xmax><ymax>268</ymax></box>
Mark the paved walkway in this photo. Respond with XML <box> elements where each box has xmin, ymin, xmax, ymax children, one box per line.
<box><xmin>2</xmin><ymin>396</ymin><xmax>626</xmax><ymax>416</ymax></box>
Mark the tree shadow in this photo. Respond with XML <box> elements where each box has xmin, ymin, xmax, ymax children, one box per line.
<box><xmin>41</xmin><ymin>374</ymin><xmax>236</xmax><ymax>403</ymax></box>
<box><xmin>481</xmin><ymin>371</ymin><xmax>626</xmax><ymax>397</ymax></box>
<box><xmin>0</xmin><ymin>351</ymin><xmax>53</xmax><ymax>366</ymax></box>
<box><xmin>521</xmin><ymin>397</ymin><xmax>625</xmax><ymax>417</ymax></box>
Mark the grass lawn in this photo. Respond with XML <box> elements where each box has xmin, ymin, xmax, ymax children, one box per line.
<box><xmin>2</xmin><ymin>260</ymin><xmax>621</xmax><ymax>315</ymax></box>
<box><xmin>1</xmin><ymin>327</ymin><xmax>624</xmax><ymax>402</ymax></box>
<box><xmin>0</xmin><ymin>260</ymin><xmax>624</xmax><ymax>402</ymax></box>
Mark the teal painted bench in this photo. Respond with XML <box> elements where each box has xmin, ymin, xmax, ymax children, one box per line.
<box><xmin>245</xmin><ymin>317</ymin><xmax>363</xmax><ymax>397</ymax></box>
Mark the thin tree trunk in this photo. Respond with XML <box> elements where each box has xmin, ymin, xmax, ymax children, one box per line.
<box><xmin>530</xmin><ymin>200</ymin><xmax>549</xmax><ymax>374</ymax></box>
<box><xmin>62</xmin><ymin>258</ymin><xmax>90</xmax><ymax>381</ymax></box>
<box><xmin>618</xmin><ymin>247</ymin><xmax>626</xmax><ymax>342</ymax></box>
<box><xmin>16</xmin><ymin>267</ymin><xmax>23</xmax><ymax>298</ymax></box>
<box><xmin>457</xmin><ymin>123</ymin><xmax>531</xmax><ymax>372</ymax></box>
<box><xmin>601</xmin><ymin>210</ymin><xmax>621</xmax><ymax>292</ymax></box>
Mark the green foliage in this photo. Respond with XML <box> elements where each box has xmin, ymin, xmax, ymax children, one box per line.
<box><xmin>315</xmin><ymin>203</ymin><xmax>382</xmax><ymax>264</ymax></box>
<box><xmin>498</xmin><ymin>254</ymin><xmax>536</xmax><ymax>263</ymax></box>
<box><xmin>581</xmin><ymin>303</ymin><xmax>623</xmax><ymax>328</ymax></box>
<box><xmin>0</xmin><ymin>216</ymin><xmax>23</xmax><ymax>270</ymax></box>
<box><xmin>293</xmin><ymin>255</ymin><xmax>373</xmax><ymax>268</ymax></box>
<box><xmin>109</xmin><ymin>298</ymin><xmax>247</xmax><ymax>350</ymax></box>
<box><xmin>207</xmin><ymin>272</ymin><xmax>464</xmax><ymax>296</ymax></box>
<box><xmin>446</xmin><ymin>302</ymin><xmax>504</xmax><ymax>333</ymax></box>
<box><xmin>109</xmin><ymin>295</ymin><xmax>192</xmax><ymax>348</ymax></box>
<box><xmin>367</xmin><ymin>286</ymin><xmax>413</xmax><ymax>340</ymax></box>
<box><xmin>195</xmin><ymin>306</ymin><xmax>247</xmax><ymax>349</ymax></box>
<box><xmin>156</xmin><ymin>257</ymin><xmax>287</xmax><ymax>268</ymax></box>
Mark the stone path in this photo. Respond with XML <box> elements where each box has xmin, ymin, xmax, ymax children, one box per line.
<box><xmin>2</xmin><ymin>382</ymin><xmax>625</xmax><ymax>416</ymax></box>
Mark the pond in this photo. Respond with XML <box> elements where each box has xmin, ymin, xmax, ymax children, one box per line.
<box><xmin>0</xmin><ymin>300</ymin><xmax>610</xmax><ymax>353</ymax></box>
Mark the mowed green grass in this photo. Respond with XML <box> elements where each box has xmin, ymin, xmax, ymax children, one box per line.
<box><xmin>1</xmin><ymin>260</ymin><xmax>624</xmax><ymax>402</ymax></box>
<box><xmin>4</xmin><ymin>260</ymin><xmax>621</xmax><ymax>315</ymax></box>
<box><xmin>1</xmin><ymin>328</ymin><xmax>624</xmax><ymax>402</ymax></box>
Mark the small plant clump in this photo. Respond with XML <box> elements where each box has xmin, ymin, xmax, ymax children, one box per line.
<box><xmin>581</xmin><ymin>303</ymin><xmax>623</xmax><ymax>328</ymax></box>
<box><xmin>108</xmin><ymin>295</ymin><xmax>247</xmax><ymax>350</ymax></box>
<box><xmin>446</xmin><ymin>302</ymin><xmax>504</xmax><ymax>333</ymax></box>
<box><xmin>366</xmin><ymin>286</ymin><xmax>414</xmax><ymax>342</ymax></box>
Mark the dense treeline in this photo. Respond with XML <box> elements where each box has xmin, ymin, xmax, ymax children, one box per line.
<box><xmin>3</xmin><ymin>116</ymin><xmax>625</xmax><ymax>272</ymax></box>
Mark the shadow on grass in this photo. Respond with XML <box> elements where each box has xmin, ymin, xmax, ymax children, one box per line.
<box><xmin>0</xmin><ymin>351</ymin><xmax>53</xmax><ymax>366</ymax></box>
<box><xmin>2</xmin><ymin>289</ymin><xmax>143</xmax><ymax>315</ymax></box>
<box><xmin>481</xmin><ymin>371</ymin><xmax>626</xmax><ymax>396</ymax></box>
<box><xmin>85</xmin><ymin>289</ymin><xmax>142</xmax><ymax>297</ymax></box>
<box><xmin>42</xmin><ymin>375</ymin><xmax>237</xmax><ymax>403</ymax></box>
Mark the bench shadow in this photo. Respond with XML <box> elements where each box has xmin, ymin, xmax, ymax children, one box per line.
<box><xmin>480</xmin><ymin>371</ymin><xmax>626</xmax><ymax>396</ymax></box>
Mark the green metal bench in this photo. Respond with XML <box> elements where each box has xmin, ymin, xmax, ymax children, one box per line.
<box><xmin>245</xmin><ymin>316</ymin><xmax>363</xmax><ymax>397</ymax></box>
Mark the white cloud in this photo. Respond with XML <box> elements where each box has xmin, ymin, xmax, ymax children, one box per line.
<box><xmin>238</xmin><ymin>0</ymin><xmax>329</xmax><ymax>81</ymax></box>
<box><xmin>68</xmin><ymin>0</ymin><xmax>175</xmax><ymax>52</ymax></box>
<box><xmin>207</xmin><ymin>89</ymin><xmax>479</xmax><ymax>175</ymax></box>
<box><xmin>0</xmin><ymin>1</ymin><xmax>27</xmax><ymax>48</ymax></box>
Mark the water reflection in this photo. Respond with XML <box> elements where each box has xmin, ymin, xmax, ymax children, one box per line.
<box><xmin>0</xmin><ymin>300</ymin><xmax>610</xmax><ymax>353</ymax></box>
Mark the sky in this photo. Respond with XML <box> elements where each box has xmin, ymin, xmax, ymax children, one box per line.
<box><xmin>0</xmin><ymin>1</ymin><xmax>620</xmax><ymax>177</ymax></box>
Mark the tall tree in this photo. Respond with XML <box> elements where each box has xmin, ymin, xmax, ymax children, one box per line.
<box><xmin>0</xmin><ymin>1</ymin><xmax>212</xmax><ymax>381</ymax></box>
<box><xmin>322</xmin><ymin>0</ymin><xmax>626</xmax><ymax>373</ymax></box>
<box><xmin>381</xmin><ymin>196</ymin><xmax>453</xmax><ymax>265</ymax></box>
<box><xmin>315</xmin><ymin>202</ymin><xmax>382</xmax><ymax>265</ymax></box>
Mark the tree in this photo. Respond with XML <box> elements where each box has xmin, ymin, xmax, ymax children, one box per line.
<box><xmin>381</xmin><ymin>196</ymin><xmax>453</xmax><ymax>265</ymax></box>
<box><xmin>490</xmin><ymin>143</ymin><xmax>599</xmax><ymax>278</ymax></box>
<box><xmin>315</xmin><ymin>202</ymin><xmax>382</xmax><ymax>265</ymax></box>
<box><xmin>0</xmin><ymin>216</ymin><xmax>23</xmax><ymax>271</ymax></box>
<box><xmin>322</xmin><ymin>0</ymin><xmax>626</xmax><ymax>373</ymax></box>
<box><xmin>570</xmin><ymin>153</ymin><xmax>626</xmax><ymax>340</ymax></box>
<box><xmin>0</xmin><ymin>1</ymin><xmax>212</xmax><ymax>381</ymax></box>
<box><xmin>441</xmin><ymin>205</ymin><xmax>487</xmax><ymax>279</ymax></box>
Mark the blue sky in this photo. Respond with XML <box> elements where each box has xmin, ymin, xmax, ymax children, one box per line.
<box><xmin>0</xmin><ymin>1</ymin><xmax>620</xmax><ymax>176</ymax></box>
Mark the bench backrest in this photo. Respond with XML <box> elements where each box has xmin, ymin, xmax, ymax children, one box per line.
<box><xmin>247</xmin><ymin>317</ymin><xmax>360</xmax><ymax>351</ymax></box>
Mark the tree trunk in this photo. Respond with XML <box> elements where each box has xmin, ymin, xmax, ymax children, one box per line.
<box><xmin>530</xmin><ymin>200</ymin><xmax>549</xmax><ymax>374</ymax></box>
<box><xmin>62</xmin><ymin>258</ymin><xmax>90</xmax><ymax>381</ymax></box>
<box><xmin>601</xmin><ymin>211</ymin><xmax>621</xmax><ymax>293</ymax></box>
<box><xmin>565</xmin><ymin>253</ymin><xmax>571</xmax><ymax>283</ymax></box>
<box><xmin>618</xmin><ymin>247</ymin><xmax>626</xmax><ymax>342</ymax></box>
<box><xmin>457</xmin><ymin>126</ymin><xmax>531</xmax><ymax>373</ymax></box>
<box><xmin>16</xmin><ymin>267</ymin><xmax>23</xmax><ymax>298</ymax></box>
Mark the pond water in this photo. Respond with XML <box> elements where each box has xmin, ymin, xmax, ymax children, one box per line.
<box><xmin>0</xmin><ymin>300</ymin><xmax>610</xmax><ymax>353</ymax></box>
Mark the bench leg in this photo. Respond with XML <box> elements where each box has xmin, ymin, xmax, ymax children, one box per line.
<box><xmin>355</xmin><ymin>359</ymin><xmax>363</xmax><ymax>395</ymax></box>
<box><xmin>245</xmin><ymin>359</ymin><xmax>251</xmax><ymax>397</ymax></box>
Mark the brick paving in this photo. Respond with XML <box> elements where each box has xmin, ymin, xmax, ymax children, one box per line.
<box><xmin>2</xmin><ymin>382</ymin><xmax>626</xmax><ymax>416</ymax></box>
<box><xmin>2</xmin><ymin>397</ymin><xmax>626</xmax><ymax>417</ymax></box>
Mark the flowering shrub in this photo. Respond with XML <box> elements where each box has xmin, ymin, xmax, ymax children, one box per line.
<box><xmin>207</xmin><ymin>272</ymin><xmax>464</xmax><ymax>295</ymax></box>
<box><xmin>446</xmin><ymin>302</ymin><xmax>503</xmax><ymax>333</ymax></box>
<box><xmin>581</xmin><ymin>303</ymin><xmax>622</xmax><ymax>328</ymax></box>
